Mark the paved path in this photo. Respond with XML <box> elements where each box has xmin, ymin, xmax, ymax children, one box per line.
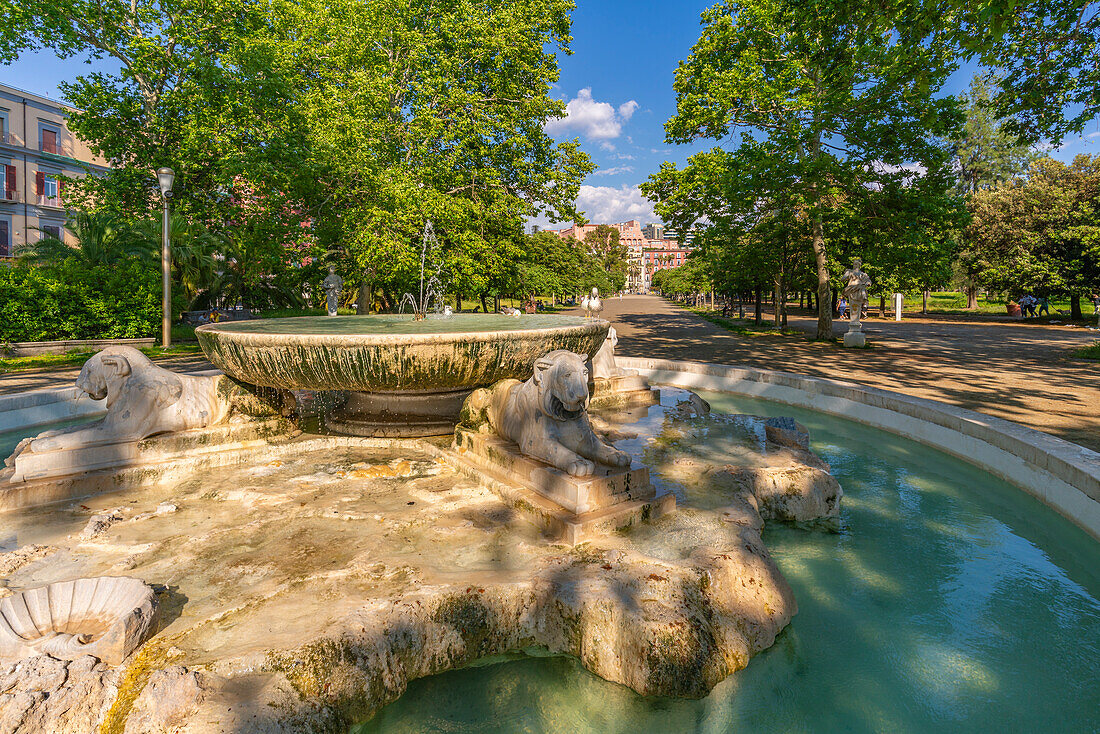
<box><xmin>583</xmin><ymin>295</ymin><xmax>1100</xmax><ymax>453</ymax></box>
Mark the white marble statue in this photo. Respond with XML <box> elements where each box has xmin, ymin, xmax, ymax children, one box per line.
<box><xmin>841</xmin><ymin>258</ymin><xmax>872</xmax><ymax>332</ymax></box>
<box><xmin>24</xmin><ymin>347</ymin><xmax>232</xmax><ymax>454</ymax></box>
<box><xmin>591</xmin><ymin>326</ymin><xmax>633</xmax><ymax>379</ymax></box>
<box><xmin>460</xmin><ymin>350</ymin><xmax>631</xmax><ymax>476</ymax></box>
<box><xmin>322</xmin><ymin>266</ymin><xmax>343</xmax><ymax>317</ymax></box>
<box><xmin>581</xmin><ymin>287</ymin><xmax>603</xmax><ymax>318</ymax></box>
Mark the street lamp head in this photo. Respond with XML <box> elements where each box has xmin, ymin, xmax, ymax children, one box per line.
<box><xmin>156</xmin><ymin>167</ymin><xmax>175</xmax><ymax>196</ymax></box>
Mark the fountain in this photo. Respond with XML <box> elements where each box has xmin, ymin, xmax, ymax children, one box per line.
<box><xmin>0</xmin><ymin>247</ymin><xmax>1096</xmax><ymax>731</ymax></box>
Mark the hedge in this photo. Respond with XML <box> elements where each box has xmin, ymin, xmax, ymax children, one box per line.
<box><xmin>0</xmin><ymin>259</ymin><xmax>162</xmax><ymax>343</ymax></box>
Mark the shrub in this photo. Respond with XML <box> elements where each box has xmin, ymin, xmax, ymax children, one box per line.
<box><xmin>0</xmin><ymin>258</ymin><xmax>162</xmax><ymax>342</ymax></box>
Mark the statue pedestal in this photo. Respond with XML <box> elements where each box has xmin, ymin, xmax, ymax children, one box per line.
<box><xmin>0</xmin><ymin>418</ymin><xmax>296</xmax><ymax>511</ymax></box>
<box><xmin>843</xmin><ymin>329</ymin><xmax>866</xmax><ymax>348</ymax></box>
<box><xmin>590</xmin><ymin>374</ymin><xmax>659</xmax><ymax>410</ymax></box>
<box><xmin>447</xmin><ymin>427</ymin><xmax>675</xmax><ymax>545</ymax></box>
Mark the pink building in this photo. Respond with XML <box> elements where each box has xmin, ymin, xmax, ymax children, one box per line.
<box><xmin>545</xmin><ymin>220</ymin><xmax>691</xmax><ymax>293</ymax></box>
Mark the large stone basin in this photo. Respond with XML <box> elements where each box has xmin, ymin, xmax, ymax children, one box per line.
<box><xmin>196</xmin><ymin>314</ymin><xmax>609</xmax><ymax>436</ymax></box>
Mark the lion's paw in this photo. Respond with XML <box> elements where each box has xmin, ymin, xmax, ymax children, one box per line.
<box><xmin>609</xmin><ymin>450</ymin><xmax>632</xmax><ymax>467</ymax></box>
<box><xmin>565</xmin><ymin>458</ymin><xmax>595</xmax><ymax>477</ymax></box>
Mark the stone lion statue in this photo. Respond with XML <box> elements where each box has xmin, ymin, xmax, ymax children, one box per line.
<box><xmin>591</xmin><ymin>326</ymin><xmax>634</xmax><ymax>380</ymax></box>
<box><xmin>29</xmin><ymin>346</ymin><xmax>234</xmax><ymax>453</ymax></box>
<box><xmin>460</xmin><ymin>350</ymin><xmax>631</xmax><ymax>476</ymax></box>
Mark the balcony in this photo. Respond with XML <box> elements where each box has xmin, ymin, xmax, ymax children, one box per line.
<box><xmin>37</xmin><ymin>194</ymin><xmax>62</xmax><ymax>208</ymax></box>
<box><xmin>1</xmin><ymin>189</ymin><xmax>18</xmax><ymax>203</ymax></box>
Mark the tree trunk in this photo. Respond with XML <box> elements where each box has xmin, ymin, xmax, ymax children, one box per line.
<box><xmin>780</xmin><ymin>282</ymin><xmax>788</xmax><ymax>328</ymax></box>
<box><xmin>479</xmin><ymin>293</ymin><xmax>488</xmax><ymax>313</ymax></box>
<box><xmin>754</xmin><ymin>287</ymin><xmax>762</xmax><ymax>325</ymax></box>
<box><xmin>356</xmin><ymin>277</ymin><xmax>371</xmax><ymax>314</ymax></box>
<box><xmin>966</xmin><ymin>285</ymin><xmax>978</xmax><ymax>310</ymax></box>
<box><xmin>878</xmin><ymin>294</ymin><xmax>886</xmax><ymax>318</ymax></box>
<box><xmin>494</xmin><ymin>295</ymin><xmax>500</xmax><ymax>313</ymax></box>
<box><xmin>1071</xmin><ymin>294</ymin><xmax>1083</xmax><ymax>320</ymax></box>
<box><xmin>738</xmin><ymin>292</ymin><xmax>745</xmax><ymax>319</ymax></box>
<box><xmin>774</xmin><ymin>282</ymin><xmax>781</xmax><ymax>328</ymax></box>
<box><xmin>922</xmin><ymin>290</ymin><xmax>929</xmax><ymax>315</ymax></box>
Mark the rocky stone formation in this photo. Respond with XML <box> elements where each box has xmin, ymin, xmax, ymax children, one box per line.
<box><xmin>0</xmin><ymin>388</ymin><xmax>842</xmax><ymax>733</ymax></box>
<box><xmin>0</xmin><ymin>655</ymin><xmax>120</xmax><ymax>734</ymax></box>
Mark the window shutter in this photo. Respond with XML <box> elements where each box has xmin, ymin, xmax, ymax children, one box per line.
<box><xmin>4</xmin><ymin>165</ymin><xmax>13</xmax><ymax>194</ymax></box>
<box><xmin>0</xmin><ymin>220</ymin><xmax>7</xmax><ymax>256</ymax></box>
<box><xmin>36</xmin><ymin>171</ymin><xmax>44</xmax><ymax>196</ymax></box>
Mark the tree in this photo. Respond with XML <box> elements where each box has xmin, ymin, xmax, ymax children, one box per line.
<box><xmin>583</xmin><ymin>225</ymin><xmax>629</xmax><ymax>293</ymax></box>
<box><xmin>19</xmin><ymin>210</ymin><xmax>146</xmax><ymax>267</ymax></box>
<box><xmin>649</xmin><ymin>0</ymin><xmax>963</xmax><ymax>338</ymax></box>
<box><xmin>294</xmin><ymin>0</ymin><xmax>592</xmax><ymax>307</ymax></box>
<box><xmin>965</xmin><ymin>155</ymin><xmax>1100</xmax><ymax>319</ymax></box>
<box><xmin>954</xmin><ymin>74</ymin><xmax>1041</xmax><ymax>195</ymax></box>
<box><xmin>951</xmin><ymin>0</ymin><xmax>1100</xmax><ymax>144</ymax></box>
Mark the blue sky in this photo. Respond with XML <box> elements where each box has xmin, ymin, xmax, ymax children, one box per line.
<box><xmin>3</xmin><ymin>0</ymin><xmax>1098</xmax><ymax>227</ymax></box>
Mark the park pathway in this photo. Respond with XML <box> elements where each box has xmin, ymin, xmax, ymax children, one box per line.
<box><xmin>586</xmin><ymin>295</ymin><xmax>1100</xmax><ymax>453</ymax></box>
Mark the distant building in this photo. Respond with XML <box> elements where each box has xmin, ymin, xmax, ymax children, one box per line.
<box><xmin>545</xmin><ymin>219</ymin><xmax>691</xmax><ymax>293</ymax></box>
<box><xmin>0</xmin><ymin>83</ymin><xmax>110</xmax><ymax>258</ymax></box>
<box><xmin>664</xmin><ymin>227</ymin><xmax>698</xmax><ymax>247</ymax></box>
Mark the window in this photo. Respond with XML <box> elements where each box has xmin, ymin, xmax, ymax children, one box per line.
<box><xmin>36</xmin><ymin>171</ymin><xmax>61</xmax><ymax>206</ymax></box>
<box><xmin>0</xmin><ymin>111</ymin><xmax>8</xmax><ymax>143</ymax></box>
<box><xmin>0</xmin><ymin>218</ymin><xmax>9</xmax><ymax>257</ymax></box>
<box><xmin>40</xmin><ymin>125</ymin><xmax>61</xmax><ymax>154</ymax></box>
<box><xmin>41</xmin><ymin>223</ymin><xmax>62</xmax><ymax>241</ymax></box>
<box><xmin>1</xmin><ymin>164</ymin><xmax>13</xmax><ymax>201</ymax></box>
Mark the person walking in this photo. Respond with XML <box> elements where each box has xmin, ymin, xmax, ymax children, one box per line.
<box><xmin>1037</xmin><ymin>296</ymin><xmax>1050</xmax><ymax>317</ymax></box>
<box><xmin>837</xmin><ymin>297</ymin><xmax>849</xmax><ymax>319</ymax></box>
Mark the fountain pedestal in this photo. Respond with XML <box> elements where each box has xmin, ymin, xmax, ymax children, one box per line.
<box><xmin>449</xmin><ymin>426</ymin><xmax>675</xmax><ymax>544</ymax></box>
<box><xmin>327</xmin><ymin>388</ymin><xmax>473</xmax><ymax>437</ymax></box>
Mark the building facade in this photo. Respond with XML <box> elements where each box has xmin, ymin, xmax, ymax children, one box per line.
<box><xmin>545</xmin><ymin>219</ymin><xmax>692</xmax><ymax>293</ymax></box>
<box><xmin>0</xmin><ymin>83</ymin><xmax>109</xmax><ymax>258</ymax></box>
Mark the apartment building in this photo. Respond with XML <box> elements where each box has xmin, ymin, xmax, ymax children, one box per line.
<box><xmin>0</xmin><ymin>83</ymin><xmax>109</xmax><ymax>258</ymax></box>
<box><xmin>546</xmin><ymin>219</ymin><xmax>692</xmax><ymax>293</ymax></box>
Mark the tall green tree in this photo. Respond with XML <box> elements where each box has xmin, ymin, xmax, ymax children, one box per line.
<box><xmin>293</xmin><ymin>0</ymin><xmax>592</xmax><ymax>305</ymax></box>
<box><xmin>966</xmin><ymin>155</ymin><xmax>1100</xmax><ymax>318</ymax></box>
<box><xmin>648</xmin><ymin>0</ymin><xmax>963</xmax><ymax>338</ymax></box>
<box><xmin>954</xmin><ymin>74</ymin><xmax>1041</xmax><ymax>195</ymax></box>
<box><xmin>952</xmin><ymin>0</ymin><xmax>1100</xmax><ymax>144</ymax></box>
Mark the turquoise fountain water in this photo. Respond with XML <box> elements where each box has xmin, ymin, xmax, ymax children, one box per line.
<box><xmin>356</xmin><ymin>390</ymin><xmax>1100</xmax><ymax>733</ymax></box>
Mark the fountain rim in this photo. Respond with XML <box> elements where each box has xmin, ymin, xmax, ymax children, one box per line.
<box><xmin>195</xmin><ymin>314</ymin><xmax>610</xmax><ymax>347</ymax></box>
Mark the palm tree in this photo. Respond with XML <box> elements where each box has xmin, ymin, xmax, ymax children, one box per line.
<box><xmin>19</xmin><ymin>210</ymin><xmax>148</xmax><ymax>267</ymax></box>
<box><xmin>128</xmin><ymin>214</ymin><xmax>221</xmax><ymax>305</ymax></box>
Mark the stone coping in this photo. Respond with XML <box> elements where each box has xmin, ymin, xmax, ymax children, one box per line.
<box><xmin>196</xmin><ymin>314</ymin><xmax>608</xmax><ymax>346</ymax></box>
<box><xmin>0</xmin><ymin>386</ymin><xmax>105</xmax><ymax>433</ymax></box>
<box><xmin>3</xmin><ymin>338</ymin><xmax>155</xmax><ymax>357</ymax></box>
<box><xmin>620</xmin><ymin>357</ymin><xmax>1100</xmax><ymax>541</ymax></box>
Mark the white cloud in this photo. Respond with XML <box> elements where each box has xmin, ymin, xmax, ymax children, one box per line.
<box><xmin>592</xmin><ymin>166</ymin><xmax>635</xmax><ymax>176</ymax></box>
<box><xmin>575</xmin><ymin>185</ymin><xmax>657</xmax><ymax>223</ymax></box>
<box><xmin>1088</xmin><ymin>131</ymin><xmax>1100</xmax><ymax>138</ymax></box>
<box><xmin>599</xmin><ymin>141</ymin><xmax>616</xmax><ymax>152</ymax></box>
<box><xmin>545</xmin><ymin>88</ymin><xmax>639</xmax><ymax>140</ymax></box>
<box><xmin>611</xmin><ymin>153</ymin><xmax>636</xmax><ymax>161</ymax></box>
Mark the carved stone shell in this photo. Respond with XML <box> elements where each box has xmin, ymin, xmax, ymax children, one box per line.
<box><xmin>0</xmin><ymin>577</ymin><xmax>157</xmax><ymax>666</ymax></box>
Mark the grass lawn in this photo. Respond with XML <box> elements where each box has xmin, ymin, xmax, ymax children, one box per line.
<box><xmin>1073</xmin><ymin>342</ymin><xmax>1100</xmax><ymax>360</ymax></box>
<box><xmin>0</xmin><ymin>344</ymin><xmax>204</xmax><ymax>375</ymax></box>
<box><xmin>901</xmin><ymin>291</ymin><xmax>1077</xmax><ymax>316</ymax></box>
